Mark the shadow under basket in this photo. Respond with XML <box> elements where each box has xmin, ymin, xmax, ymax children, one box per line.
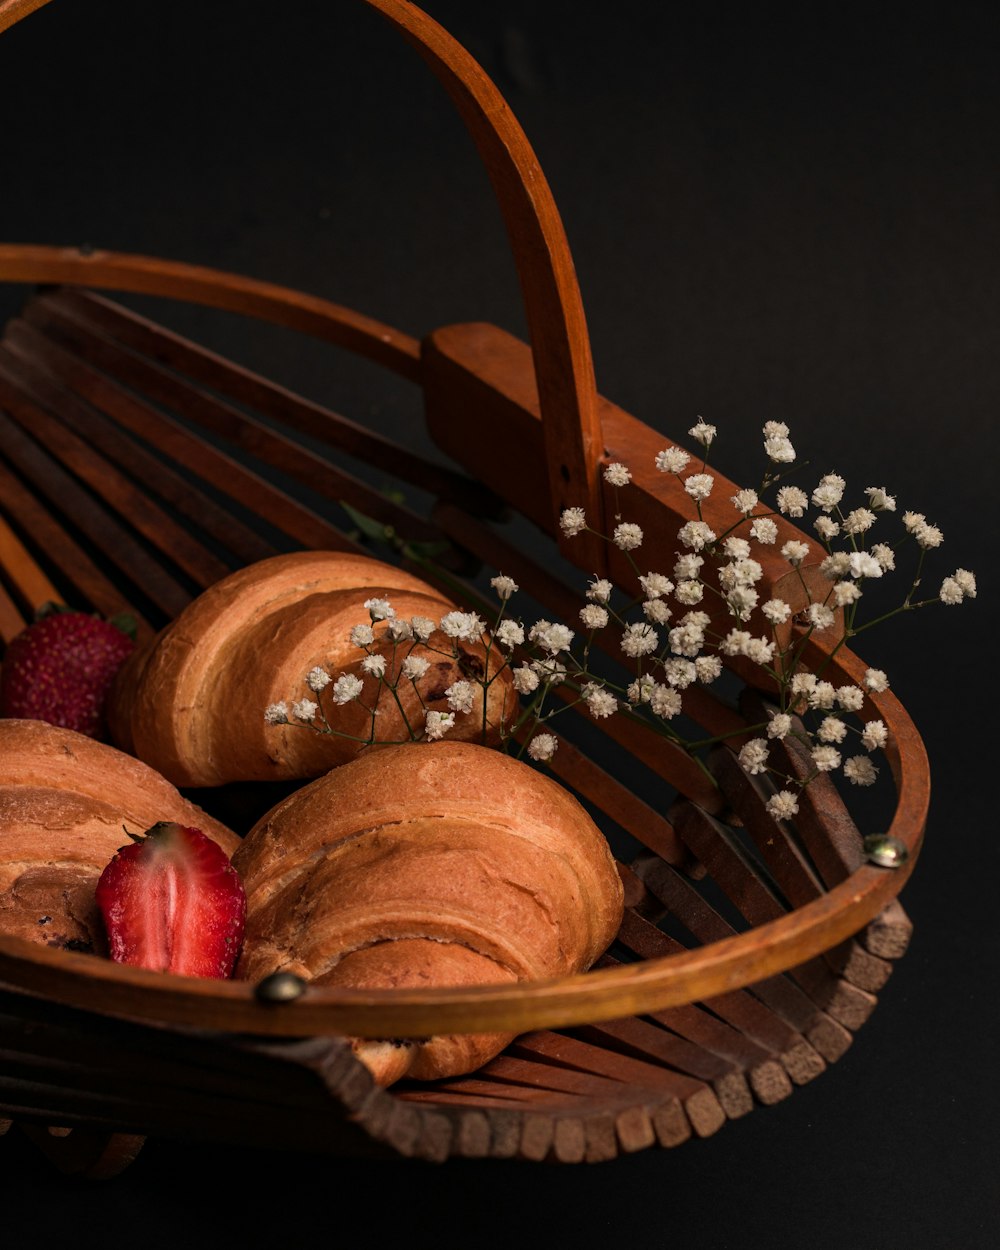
<box><xmin>0</xmin><ymin>0</ymin><xmax>927</xmax><ymax>1174</ymax></box>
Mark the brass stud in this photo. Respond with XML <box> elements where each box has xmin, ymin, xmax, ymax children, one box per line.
<box><xmin>863</xmin><ymin>833</ymin><xmax>909</xmax><ymax>869</ymax></box>
<box><xmin>255</xmin><ymin>971</ymin><xmax>307</xmax><ymax>1004</ymax></box>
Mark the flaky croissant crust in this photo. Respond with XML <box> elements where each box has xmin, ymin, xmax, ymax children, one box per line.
<box><xmin>109</xmin><ymin>550</ymin><xmax>515</xmax><ymax>788</ymax></box>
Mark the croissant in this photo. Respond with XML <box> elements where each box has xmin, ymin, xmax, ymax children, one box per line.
<box><xmin>109</xmin><ymin>550</ymin><xmax>515</xmax><ymax>789</ymax></box>
<box><xmin>233</xmin><ymin>740</ymin><xmax>625</xmax><ymax>1086</ymax></box>
<box><xmin>0</xmin><ymin>718</ymin><xmax>240</xmax><ymax>956</ymax></box>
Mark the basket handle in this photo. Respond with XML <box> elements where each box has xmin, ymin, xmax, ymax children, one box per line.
<box><xmin>0</xmin><ymin>0</ymin><xmax>609</xmax><ymax>568</ymax></box>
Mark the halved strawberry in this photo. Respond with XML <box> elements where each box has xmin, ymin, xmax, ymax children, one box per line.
<box><xmin>95</xmin><ymin>822</ymin><xmax>246</xmax><ymax>979</ymax></box>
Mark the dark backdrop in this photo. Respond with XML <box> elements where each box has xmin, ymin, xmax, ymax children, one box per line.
<box><xmin>1</xmin><ymin>1</ymin><xmax>998</xmax><ymax>1246</ymax></box>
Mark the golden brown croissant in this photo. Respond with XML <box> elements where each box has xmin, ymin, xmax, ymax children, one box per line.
<box><xmin>233</xmin><ymin>740</ymin><xmax>625</xmax><ymax>1086</ymax></box>
<box><xmin>109</xmin><ymin>550</ymin><xmax>515</xmax><ymax>789</ymax></box>
<box><xmin>0</xmin><ymin>718</ymin><xmax>240</xmax><ymax>956</ymax></box>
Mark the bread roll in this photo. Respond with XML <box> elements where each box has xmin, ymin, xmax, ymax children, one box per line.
<box><xmin>109</xmin><ymin>551</ymin><xmax>515</xmax><ymax>788</ymax></box>
<box><xmin>234</xmin><ymin>740</ymin><xmax>624</xmax><ymax>1085</ymax></box>
<box><xmin>0</xmin><ymin>718</ymin><xmax>240</xmax><ymax>957</ymax></box>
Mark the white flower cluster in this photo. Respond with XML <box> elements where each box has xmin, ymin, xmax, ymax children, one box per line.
<box><xmin>265</xmin><ymin>417</ymin><xmax>974</xmax><ymax>802</ymax></box>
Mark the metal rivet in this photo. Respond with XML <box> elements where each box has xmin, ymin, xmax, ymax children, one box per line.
<box><xmin>863</xmin><ymin>833</ymin><xmax>909</xmax><ymax>869</ymax></box>
<box><xmin>255</xmin><ymin>971</ymin><xmax>307</xmax><ymax>1004</ymax></box>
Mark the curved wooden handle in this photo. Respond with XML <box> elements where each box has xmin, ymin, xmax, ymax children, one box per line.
<box><xmin>0</xmin><ymin>0</ymin><xmax>608</xmax><ymax>568</ymax></box>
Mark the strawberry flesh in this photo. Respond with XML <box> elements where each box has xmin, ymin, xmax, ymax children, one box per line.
<box><xmin>0</xmin><ymin>609</ymin><xmax>135</xmax><ymax>739</ymax></box>
<box><xmin>96</xmin><ymin>822</ymin><xmax>246</xmax><ymax>979</ymax></box>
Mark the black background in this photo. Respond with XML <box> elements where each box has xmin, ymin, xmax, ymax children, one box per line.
<box><xmin>1</xmin><ymin>1</ymin><xmax>998</xmax><ymax>1245</ymax></box>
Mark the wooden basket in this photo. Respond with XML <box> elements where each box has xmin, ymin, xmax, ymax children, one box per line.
<box><xmin>0</xmin><ymin>0</ymin><xmax>927</xmax><ymax>1173</ymax></box>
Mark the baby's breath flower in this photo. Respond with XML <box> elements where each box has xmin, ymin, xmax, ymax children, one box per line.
<box><xmin>655</xmin><ymin>446</ymin><xmax>691</xmax><ymax>474</ymax></box>
<box><xmin>739</xmin><ymin>738</ymin><xmax>770</xmax><ymax>775</ymax></box>
<box><xmin>587</xmin><ymin>578</ymin><xmax>614</xmax><ymax>604</ymax></box>
<box><xmin>401</xmin><ymin>655</ymin><xmax>430</xmax><ymax>681</ymax></box>
<box><xmin>613</xmin><ymin>522</ymin><xmax>644</xmax><ymax>551</ymax></box>
<box><xmin>939</xmin><ymin>577</ymin><xmax>963</xmax><ymax>605</ymax></box>
<box><xmin>669</xmin><ymin>621</ymin><xmax>706</xmax><ymax>657</ymax></box>
<box><xmin>410</xmin><ymin>616</ymin><xmax>435</xmax><ymax>642</ymax></box>
<box><xmin>350</xmin><ymin>623</ymin><xmax>375</xmax><ymax>647</ymax></box>
<box><xmin>820</xmin><ymin>552</ymin><xmax>852</xmax><ymax>580</ymax></box>
<box><xmin>494</xmin><ymin>619</ymin><xmax>526</xmax><ymax>649</ymax></box>
<box><xmin>527</xmin><ymin>732</ymin><xmax>558</xmax><ymax>762</ymax></box>
<box><xmin>723</xmin><ymin>536</ymin><xmax>752</xmax><ymax>560</ymax></box>
<box><xmin>731</xmin><ymin>488</ymin><xmax>759</xmax><ymax>515</ymax></box>
<box><xmin>776</xmin><ymin>485</ymin><xmax>809</xmax><ymax>517</ymax></box>
<box><xmin>762</xmin><ymin>598</ymin><xmax>792</xmax><ymax>625</ymax></box>
<box><xmin>674</xmin><ymin>579</ymin><xmax>704</xmax><ymax>605</ymax></box>
<box><xmin>628</xmin><ymin>674</ymin><xmax>657</xmax><ymax>704</ymax></box>
<box><xmin>864</xmin><ymin>668</ymin><xmax>890</xmax><ymax>693</ymax></box>
<box><xmin>678</xmin><ymin>520</ymin><xmax>716</xmax><ymax>551</ymax></box>
<box><xmin>727</xmin><ymin>586</ymin><xmax>759</xmax><ymax>621</ymax></box>
<box><xmin>643</xmin><ymin>598</ymin><xmax>673</xmax><ymax>624</ymax></box>
<box><xmin>849</xmin><ymin>551</ymin><xmax>883</xmax><ymax>580</ymax></box>
<box><xmin>865</xmin><ymin>486</ymin><xmax>896</xmax><ymax>511</ymax></box>
<box><xmin>844</xmin><ymin>756</ymin><xmax>878</xmax><ymax>786</ymax></box>
<box><xmin>812</xmin><ymin>745</ymin><xmax>841</xmax><ymax>773</ymax></box>
<box><xmin>674</xmin><ymin>553</ymin><xmax>704</xmax><ymax>580</ymax></box>
<box><xmin>361</xmin><ymin>654</ymin><xmax>387</xmax><ymax>677</ymax></box>
<box><xmin>781</xmin><ymin>540</ymin><xmax>810</xmax><ymax>565</ymax></box>
<box><xmin>842</xmin><ymin>507</ymin><xmax>877</xmax><ymax>535</ymax></box>
<box><xmin>603</xmin><ymin>462</ymin><xmax>632</xmax><ymax>487</ymax></box>
<box><xmin>620</xmin><ymin>621</ymin><xmax>659</xmax><ymax>657</ymax></box>
<box><xmin>914</xmin><ymin>521</ymin><xmax>944</xmax><ymax>549</ymax></box>
<box><xmin>363</xmin><ymin>597</ymin><xmax>395</xmax><ymax>621</ymax></box>
<box><xmin>512</xmin><ymin>664</ymin><xmax>540</xmax><ymax>695</ymax></box>
<box><xmin>741</xmin><ymin>518</ymin><xmax>771</xmax><ymax>549</ymax></box>
<box><xmin>306</xmin><ymin>667</ymin><xmax>331</xmax><ymax>692</ymax></box>
<box><xmin>953</xmin><ymin>569</ymin><xmax>977</xmax><ymax>597</ymax></box>
<box><xmin>649</xmin><ymin>684</ymin><xmax>683</xmax><ymax>718</ymax></box>
<box><xmin>764</xmin><ymin>435</ymin><xmax>796</xmax><ymax>463</ymax></box>
<box><xmin>490</xmin><ymin>574</ymin><xmax>518</xmax><ymax>601</ymax></box>
<box><xmin>689</xmin><ymin>419</ymin><xmax>716</xmax><ymax>447</ymax></box>
<box><xmin>805</xmin><ymin>603</ymin><xmax>836</xmax><ymax>630</ymax></box>
<box><xmin>764</xmin><ymin>420</ymin><xmax>790</xmax><ymax>439</ymax></box>
<box><xmin>721</xmin><ymin>628</ymin><xmax>752</xmax><ymax>656</ymax></box>
<box><xmin>812</xmin><ymin>473</ymin><xmax>846</xmax><ymax>512</ymax></box>
<box><xmin>559</xmin><ymin>506</ymin><xmax>587</xmax><ymax>536</ymax></box>
<box><xmin>386</xmin><ymin>617</ymin><xmax>413</xmax><ymax>643</ymax></box>
<box><xmin>833</xmin><ymin>581</ymin><xmax>862</xmax><ymax>607</ymax></box>
<box><xmin>684</xmin><ymin>472</ymin><xmax>715</xmax><ymax>501</ymax></box>
<box><xmin>744</xmin><ymin>636</ymin><xmax>775</xmax><ymax>665</ymax></box>
<box><xmin>814</xmin><ymin>515</ymin><xmax>840</xmax><ymax>540</ymax></box>
<box><xmin>445</xmin><ymin>680</ymin><xmax>476</xmax><ymax>714</ymax></box>
<box><xmin>695</xmin><ymin>654</ymin><xmax>723</xmax><ymax>683</ymax></box>
<box><xmin>640</xmin><ymin>572</ymin><xmax>674</xmax><ymax>599</ymax></box>
<box><xmin>583</xmin><ymin>683</ymin><xmax>619</xmax><ymax>719</ymax></box>
<box><xmin>836</xmin><ymin>685</ymin><xmax>866</xmax><ymax>712</ymax></box>
<box><xmin>332</xmin><ymin>673</ymin><xmax>365</xmax><ymax>704</ymax></box>
<box><xmin>767</xmin><ymin>712</ymin><xmax>792</xmax><ymax>739</ymax></box>
<box><xmin>291</xmin><ymin>698</ymin><xmax>318</xmax><ymax>722</ymax></box>
<box><xmin>902</xmin><ymin>511</ymin><xmax>925</xmax><ymax>533</ymax></box>
<box><xmin>817</xmin><ymin>716</ymin><xmax>848</xmax><ymax>744</ymax></box>
<box><xmin>529</xmin><ymin>620</ymin><xmax>575</xmax><ymax>654</ymax></box>
<box><xmin>870</xmin><ymin>543</ymin><xmax>896</xmax><ymax>572</ymax></box>
<box><xmin>264</xmin><ymin>701</ymin><xmax>289</xmax><ymax>724</ymax></box>
<box><xmin>440</xmin><ymin>610</ymin><xmax>485</xmax><ymax>641</ymax></box>
<box><xmin>532</xmin><ymin>656</ymin><xmax>568</xmax><ymax>684</ymax></box>
<box><xmin>579</xmin><ymin>604</ymin><xmax>609</xmax><ymax>631</ymax></box>
<box><xmin>790</xmin><ymin>672</ymin><xmax>818</xmax><ymax>698</ymax></box>
<box><xmin>861</xmin><ymin>719</ymin><xmax>889</xmax><ymax>751</ymax></box>
<box><xmin>424</xmin><ymin>709</ymin><xmax>455</xmax><ymax>740</ymax></box>
<box><xmin>808</xmin><ymin>681</ymin><xmax>837</xmax><ymax>710</ymax></box>
<box><xmin>664</xmin><ymin>658</ymin><xmax>697</xmax><ymax>688</ymax></box>
<box><xmin>767</xmin><ymin>790</ymin><xmax>800</xmax><ymax>820</ymax></box>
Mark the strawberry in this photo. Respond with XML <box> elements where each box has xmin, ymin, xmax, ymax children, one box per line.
<box><xmin>95</xmin><ymin>822</ymin><xmax>246</xmax><ymax>979</ymax></box>
<box><xmin>0</xmin><ymin>603</ymin><xmax>135</xmax><ymax>739</ymax></box>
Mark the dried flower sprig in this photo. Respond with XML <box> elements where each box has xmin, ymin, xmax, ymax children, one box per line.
<box><xmin>265</xmin><ymin>420</ymin><xmax>976</xmax><ymax>809</ymax></box>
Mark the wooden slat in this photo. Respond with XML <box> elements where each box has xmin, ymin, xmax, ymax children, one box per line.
<box><xmin>0</xmin><ymin>508</ymin><xmax>59</xmax><ymax>613</ymax></box>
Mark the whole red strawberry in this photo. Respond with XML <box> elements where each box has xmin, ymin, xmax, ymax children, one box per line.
<box><xmin>0</xmin><ymin>604</ymin><xmax>135</xmax><ymax>739</ymax></box>
<box><xmin>96</xmin><ymin>822</ymin><xmax>246</xmax><ymax>979</ymax></box>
